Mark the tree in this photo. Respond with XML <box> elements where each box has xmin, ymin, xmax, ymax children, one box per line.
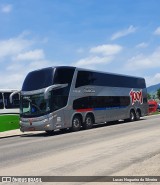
<box><xmin>157</xmin><ymin>88</ymin><xmax>160</xmax><ymax>100</ymax></box>
<box><xmin>147</xmin><ymin>93</ymin><xmax>151</xmax><ymax>100</ymax></box>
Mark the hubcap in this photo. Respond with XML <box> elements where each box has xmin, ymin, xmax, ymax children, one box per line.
<box><xmin>86</xmin><ymin>117</ymin><xmax>92</xmax><ymax>126</ymax></box>
<box><xmin>73</xmin><ymin>118</ymin><xmax>80</xmax><ymax>128</ymax></box>
<box><xmin>136</xmin><ymin>112</ymin><xmax>140</xmax><ymax>119</ymax></box>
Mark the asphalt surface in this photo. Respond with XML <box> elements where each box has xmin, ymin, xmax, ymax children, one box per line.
<box><xmin>0</xmin><ymin>115</ymin><xmax>160</xmax><ymax>185</ymax></box>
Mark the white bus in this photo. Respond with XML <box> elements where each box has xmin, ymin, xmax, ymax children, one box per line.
<box><xmin>11</xmin><ymin>66</ymin><xmax>148</xmax><ymax>134</ymax></box>
<box><xmin>0</xmin><ymin>89</ymin><xmax>20</xmax><ymax>132</ymax></box>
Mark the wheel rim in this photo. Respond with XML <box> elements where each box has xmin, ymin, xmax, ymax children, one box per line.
<box><xmin>136</xmin><ymin>111</ymin><xmax>140</xmax><ymax>119</ymax></box>
<box><xmin>73</xmin><ymin>118</ymin><xmax>80</xmax><ymax>128</ymax></box>
<box><xmin>86</xmin><ymin>117</ymin><xmax>92</xmax><ymax>126</ymax></box>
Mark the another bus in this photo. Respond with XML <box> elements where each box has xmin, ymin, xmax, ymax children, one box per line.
<box><xmin>11</xmin><ymin>66</ymin><xmax>148</xmax><ymax>134</ymax></box>
<box><xmin>0</xmin><ymin>89</ymin><xmax>20</xmax><ymax>132</ymax></box>
<box><xmin>148</xmin><ymin>100</ymin><xmax>158</xmax><ymax>113</ymax></box>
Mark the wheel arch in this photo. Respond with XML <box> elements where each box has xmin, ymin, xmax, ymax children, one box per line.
<box><xmin>129</xmin><ymin>108</ymin><xmax>136</xmax><ymax>115</ymax></box>
<box><xmin>136</xmin><ymin>108</ymin><xmax>142</xmax><ymax>117</ymax></box>
<box><xmin>71</xmin><ymin>113</ymin><xmax>83</xmax><ymax>125</ymax></box>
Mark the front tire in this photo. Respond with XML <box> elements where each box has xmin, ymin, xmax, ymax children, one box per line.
<box><xmin>71</xmin><ymin>115</ymin><xmax>82</xmax><ymax>132</ymax></box>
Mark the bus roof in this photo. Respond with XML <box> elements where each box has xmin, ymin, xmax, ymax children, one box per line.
<box><xmin>56</xmin><ymin>66</ymin><xmax>145</xmax><ymax>80</ymax></box>
<box><xmin>76</xmin><ymin>67</ymin><xmax>145</xmax><ymax>80</ymax></box>
<box><xmin>0</xmin><ymin>89</ymin><xmax>19</xmax><ymax>93</ymax></box>
<box><xmin>27</xmin><ymin>65</ymin><xmax>145</xmax><ymax>80</ymax></box>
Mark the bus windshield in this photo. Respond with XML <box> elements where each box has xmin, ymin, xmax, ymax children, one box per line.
<box><xmin>20</xmin><ymin>66</ymin><xmax>76</xmax><ymax>118</ymax></box>
<box><xmin>22</xmin><ymin>68</ymin><xmax>53</xmax><ymax>91</ymax></box>
<box><xmin>20</xmin><ymin>93</ymin><xmax>51</xmax><ymax>117</ymax></box>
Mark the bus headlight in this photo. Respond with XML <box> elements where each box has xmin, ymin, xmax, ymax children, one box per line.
<box><xmin>45</xmin><ymin>124</ymin><xmax>50</xmax><ymax>128</ymax></box>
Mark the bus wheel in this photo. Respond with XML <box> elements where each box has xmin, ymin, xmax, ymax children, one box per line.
<box><xmin>136</xmin><ymin>110</ymin><xmax>141</xmax><ymax>121</ymax></box>
<box><xmin>130</xmin><ymin>110</ymin><xmax>136</xmax><ymax>122</ymax></box>
<box><xmin>83</xmin><ymin>114</ymin><xmax>93</xmax><ymax>129</ymax></box>
<box><xmin>45</xmin><ymin>130</ymin><xmax>54</xmax><ymax>135</ymax></box>
<box><xmin>71</xmin><ymin>115</ymin><xmax>81</xmax><ymax>132</ymax></box>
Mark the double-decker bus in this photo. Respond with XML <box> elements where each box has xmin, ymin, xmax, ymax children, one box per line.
<box><xmin>0</xmin><ymin>89</ymin><xmax>20</xmax><ymax>132</ymax></box>
<box><xmin>11</xmin><ymin>66</ymin><xmax>148</xmax><ymax>134</ymax></box>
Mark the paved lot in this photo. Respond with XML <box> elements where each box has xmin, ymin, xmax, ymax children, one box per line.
<box><xmin>0</xmin><ymin>115</ymin><xmax>160</xmax><ymax>185</ymax></box>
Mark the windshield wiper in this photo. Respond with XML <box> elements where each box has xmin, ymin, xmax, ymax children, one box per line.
<box><xmin>23</xmin><ymin>97</ymin><xmax>32</xmax><ymax>102</ymax></box>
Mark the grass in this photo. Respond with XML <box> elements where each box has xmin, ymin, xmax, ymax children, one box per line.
<box><xmin>0</xmin><ymin>114</ymin><xmax>20</xmax><ymax>132</ymax></box>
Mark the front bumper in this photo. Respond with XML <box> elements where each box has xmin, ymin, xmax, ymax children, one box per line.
<box><xmin>20</xmin><ymin>116</ymin><xmax>54</xmax><ymax>132</ymax></box>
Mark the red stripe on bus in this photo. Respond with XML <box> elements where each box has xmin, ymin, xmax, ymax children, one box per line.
<box><xmin>76</xmin><ymin>108</ymin><xmax>93</xmax><ymax>112</ymax></box>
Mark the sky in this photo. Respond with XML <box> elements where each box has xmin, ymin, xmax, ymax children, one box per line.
<box><xmin>0</xmin><ymin>0</ymin><xmax>160</xmax><ymax>89</ymax></box>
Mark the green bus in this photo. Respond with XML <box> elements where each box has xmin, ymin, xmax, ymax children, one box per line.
<box><xmin>0</xmin><ymin>89</ymin><xmax>20</xmax><ymax>132</ymax></box>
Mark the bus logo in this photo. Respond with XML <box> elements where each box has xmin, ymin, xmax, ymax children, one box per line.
<box><xmin>84</xmin><ymin>88</ymin><xmax>95</xmax><ymax>93</ymax></box>
<box><xmin>130</xmin><ymin>89</ymin><xmax>143</xmax><ymax>105</ymax></box>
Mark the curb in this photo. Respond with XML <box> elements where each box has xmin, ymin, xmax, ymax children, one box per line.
<box><xmin>0</xmin><ymin>129</ymin><xmax>44</xmax><ymax>139</ymax></box>
<box><xmin>0</xmin><ymin>129</ymin><xmax>23</xmax><ymax>139</ymax></box>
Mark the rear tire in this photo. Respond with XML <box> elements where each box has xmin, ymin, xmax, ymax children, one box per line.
<box><xmin>129</xmin><ymin>110</ymin><xmax>136</xmax><ymax>122</ymax></box>
<box><xmin>83</xmin><ymin>114</ymin><xmax>94</xmax><ymax>129</ymax></box>
<box><xmin>136</xmin><ymin>110</ymin><xmax>141</xmax><ymax>121</ymax></box>
<box><xmin>71</xmin><ymin>115</ymin><xmax>81</xmax><ymax>132</ymax></box>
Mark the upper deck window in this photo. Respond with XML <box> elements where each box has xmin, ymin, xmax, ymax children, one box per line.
<box><xmin>22</xmin><ymin>68</ymin><xmax>53</xmax><ymax>91</ymax></box>
<box><xmin>22</xmin><ymin>67</ymin><xmax>76</xmax><ymax>92</ymax></box>
<box><xmin>53</xmin><ymin>67</ymin><xmax>75</xmax><ymax>85</ymax></box>
<box><xmin>75</xmin><ymin>71</ymin><xmax>146</xmax><ymax>89</ymax></box>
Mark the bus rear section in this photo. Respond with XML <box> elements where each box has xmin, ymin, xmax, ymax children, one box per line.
<box><xmin>68</xmin><ymin>69</ymin><xmax>148</xmax><ymax>129</ymax></box>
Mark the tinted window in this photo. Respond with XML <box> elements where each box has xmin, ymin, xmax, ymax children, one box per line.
<box><xmin>75</xmin><ymin>71</ymin><xmax>146</xmax><ymax>88</ymax></box>
<box><xmin>22</xmin><ymin>68</ymin><xmax>53</xmax><ymax>91</ymax></box>
<box><xmin>50</xmin><ymin>67</ymin><xmax>75</xmax><ymax>110</ymax></box>
<box><xmin>53</xmin><ymin>68</ymin><xmax>75</xmax><ymax>98</ymax></box>
<box><xmin>149</xmin><ymin>104</ymin><xmax>155</xmax><ymax>108</ymax></box>
<box><xmin>4</xmin><ymin>93</ymin><xmax>20</xmax><ymax>109</ymax></box>
<box><xmin>20</xmin><ymin>93</ymin><xmax>50</xmax><ymax>118</ymax></box>
<box><xmin>0</xmin><ymin>93</ymin><xmax>4</xmax><ymax>109</ymax></box>
<box><xmin>50</xmin><ymin>94</ymin><xmax>68</xmax><ymax>111</ymax></box>
<box><xmin>12</xmin><ymin>94</ymin><xmax>20</xmax><ymax>108</ymax></box>
<box><xmin>53</xmin><ymin>67</ymin><xmax>75</xmax><ymax>85</ymax></box>
<box><xmin>73</xmin><ymin>96</ymin><xmax>130</xmax><ymax>110</ymax></box>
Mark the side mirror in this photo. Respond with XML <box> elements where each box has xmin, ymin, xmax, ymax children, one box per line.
<box><xmin>44</xmin><ymin>84</ymin><xmax>68</xmax><ymax>100</ymax></box>
<box><xmin>10</xmin><ymin>90</ymin><xmax>21</xmax><ymax>104</ymax></box>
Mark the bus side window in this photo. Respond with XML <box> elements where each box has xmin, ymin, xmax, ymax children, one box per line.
<box><xmin>4</xmin><ymin>92</ymin><xmax>20</xmax><ymax>109</ymax></box>
<box><xmin>12</xmin><ymin>94</ymin><xmax>20</xmax><ymax>108</ymax></box>
<box><xmin>4</xmin><ymin>92</ymin><xmax>11</xmax><ymax>109</ymax></box>
<box><xmin>0</xmin><ymin>93</ymin><xmax>4</xmax><ymax>109</ymax></box>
